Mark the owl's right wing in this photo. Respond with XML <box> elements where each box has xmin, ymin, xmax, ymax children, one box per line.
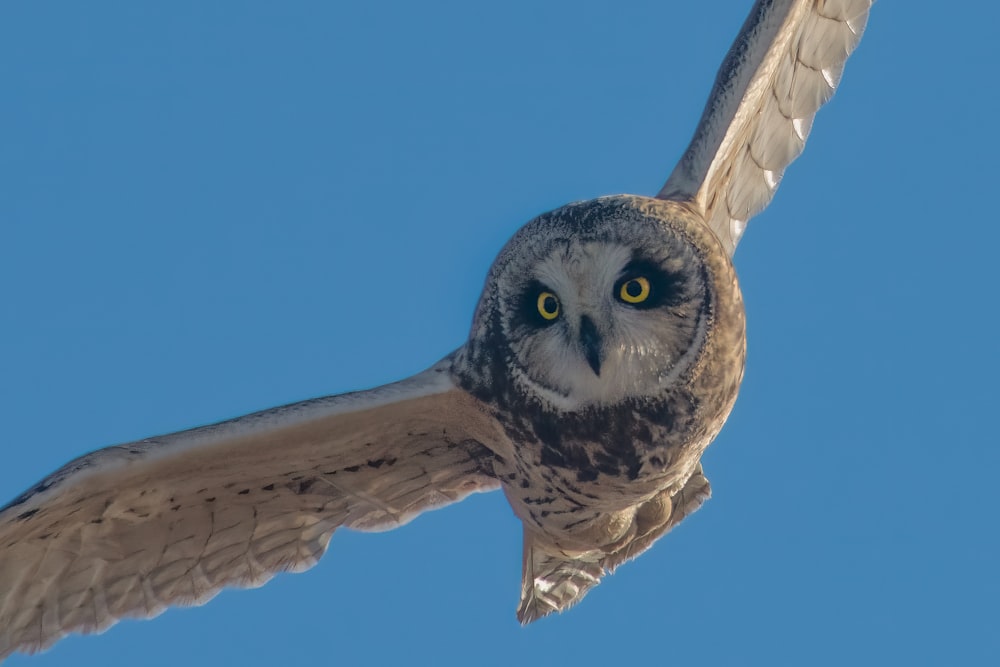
<box><xmin>657</xmin><ymin>0</ymin><xmax>871</xmax><ymax>254</ymax></box>
<box><xmin>0</xmin><ymin>357</ymin><xmax>503</xmax><ymax>660</ymax></box>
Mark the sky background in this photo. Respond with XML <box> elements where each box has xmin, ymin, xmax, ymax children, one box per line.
<box><xmin>1</xmin><ymin>1</ymin><xmax>998</xmax><ymax>665</ymax></box>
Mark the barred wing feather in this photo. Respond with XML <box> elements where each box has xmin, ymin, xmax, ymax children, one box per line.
<box><xmin>0</xmin><ymin>358</ymin><xmax>501</xmax><ymax>660</ymax></box>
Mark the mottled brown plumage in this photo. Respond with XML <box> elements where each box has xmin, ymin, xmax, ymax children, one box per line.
<box><xmin>453</xmin><ymin>196</ymin><xmax>746</xmax><ymax>619</ymax></box>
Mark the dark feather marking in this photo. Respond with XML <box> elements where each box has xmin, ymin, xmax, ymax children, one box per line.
<box><xmin>558</xmin><ymin>494</ymin><xmax>585</xmax><ymax>508</ymax></box>
<box><xmin>294</xmin><ymin>479</ymin><xmax>317</xmax><ymax>495</ymax></box>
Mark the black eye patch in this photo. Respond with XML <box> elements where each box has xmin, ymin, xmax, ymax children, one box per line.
<box><xmin>614</xmin><ymin>259</ymin><xmax>688</xmax><ymax>309</ymax></box>
<box><xmin>518</xmin><ymin>280</ymin><xmax>561</xmax><ymax>327</ymax></box>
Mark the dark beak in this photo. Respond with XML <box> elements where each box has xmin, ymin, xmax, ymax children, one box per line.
<box><xmin>579</xmin><ymin>315</ymin><xmax>604</xmax><ymax>376</ymax></box>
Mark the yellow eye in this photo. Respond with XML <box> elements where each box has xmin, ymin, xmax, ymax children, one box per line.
<box><xmin>536</xmin><ymin>291</ymin><xmax>560</xmax><ymax>320</ymax></box>
<box><xmin>619</xmin><ymin>277</ymin><xmax>651</xmax><ymax>304</ymax></box>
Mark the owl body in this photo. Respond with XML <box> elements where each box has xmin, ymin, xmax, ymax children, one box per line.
<box><xmin>453</xmin><ymin>196</ymin><xmax>745</xmax><ymax>587</ymax></box>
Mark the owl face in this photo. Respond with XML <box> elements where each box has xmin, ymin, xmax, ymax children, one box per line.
<box><xmin>462</xmin><ymin>196</ymin><xmax>721</xmax><ymax>412</ymax></box>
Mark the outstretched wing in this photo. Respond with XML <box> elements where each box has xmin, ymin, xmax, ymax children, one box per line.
<box><xmin>0</xmin><ymin>357</ymin><xmax>503</xmax><ymax>660</ymax></box>
<box><xmin>657</xmin><ymin>0</ymin><xmax>871</xmax><ymax>254</ymax></box>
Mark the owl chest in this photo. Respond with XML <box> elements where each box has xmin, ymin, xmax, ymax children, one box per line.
<box><xmin>491</xmin><ymin>395</ymin><xmax>711</xmax><ymax>539</ymax></box>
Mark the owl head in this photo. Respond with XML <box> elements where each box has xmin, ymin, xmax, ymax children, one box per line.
<box><xmin>456</xmin><ymin>195</ymin><xmax>741</xmax><ymax>413</ymax></box>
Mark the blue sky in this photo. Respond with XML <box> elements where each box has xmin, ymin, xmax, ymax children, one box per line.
<box><xmin>2</xmin><ymin>1</ymin><xmax>997</xmax><ymax>665</ymax></box>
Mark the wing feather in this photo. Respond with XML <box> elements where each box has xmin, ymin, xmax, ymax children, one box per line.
<box><xmin>0</xmin><ymin>357</ymin><xmax>503</xmax><ymax>660</ymax></box>
<box><xmin>657</xmin><ymin>0</ymin><xmax>871</xmax><ymax>254</ymax></box>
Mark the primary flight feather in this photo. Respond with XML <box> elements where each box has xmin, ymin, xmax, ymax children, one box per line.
<box><xmin>0</xmin><ymin>0</ymin><xmax>871</xmax><ymax>659</ymax></box>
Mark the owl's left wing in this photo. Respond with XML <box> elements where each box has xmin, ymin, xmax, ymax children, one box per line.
<box><xmin>657</xmin><ymin>0</ymin><xmax>871</xmax><ymax>254</ymax></box>
<box><xmin>0</xmin><ymin>358</ymin><xmax>503</xmax><ymax>660</ymax></box>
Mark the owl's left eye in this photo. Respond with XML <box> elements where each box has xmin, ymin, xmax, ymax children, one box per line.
<box><xmin>618</xmin><ymin>276</ymin><xmax>651</xmax><ymax>304</ymax></box>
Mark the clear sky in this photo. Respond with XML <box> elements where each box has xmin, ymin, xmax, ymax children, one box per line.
<box><xmin>2</xmin><ymin>2</ymin><xmax>997</xmax><ymax>665</ymax></box>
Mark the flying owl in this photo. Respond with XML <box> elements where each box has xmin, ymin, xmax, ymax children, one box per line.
<box><xmin>0</xmin><ymin>0</ymin><xmax>871</xmax><ymax>659</ymax></box>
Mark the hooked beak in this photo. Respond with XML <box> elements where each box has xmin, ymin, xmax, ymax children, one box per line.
<box><xmin>579</xmin><ymin>315</ymin><xmax>604</xmax><ymax>376</ymax></box>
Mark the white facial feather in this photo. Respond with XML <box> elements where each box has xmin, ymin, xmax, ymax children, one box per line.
<box><xmin>511</xmin><ymin>242</ymin><xmax>650</xmax><ymax>407</ymax></box>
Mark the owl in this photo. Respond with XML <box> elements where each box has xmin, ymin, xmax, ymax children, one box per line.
<box><xmin>0</xmin><ymin>0</ymin><xmax>871</xmax><ymax>659</ymax></box>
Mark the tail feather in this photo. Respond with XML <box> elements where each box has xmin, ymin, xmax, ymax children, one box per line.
<box><xmin>516</xmin><ymin>465</ymin><xmax>712</xmax><ymax>624</ymax></box>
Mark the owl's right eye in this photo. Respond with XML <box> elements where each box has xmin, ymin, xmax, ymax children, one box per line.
<box><xmin>536</xmin><ymin>291</ymin><xmax>560</xmax><ymax>321</ymax></box>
